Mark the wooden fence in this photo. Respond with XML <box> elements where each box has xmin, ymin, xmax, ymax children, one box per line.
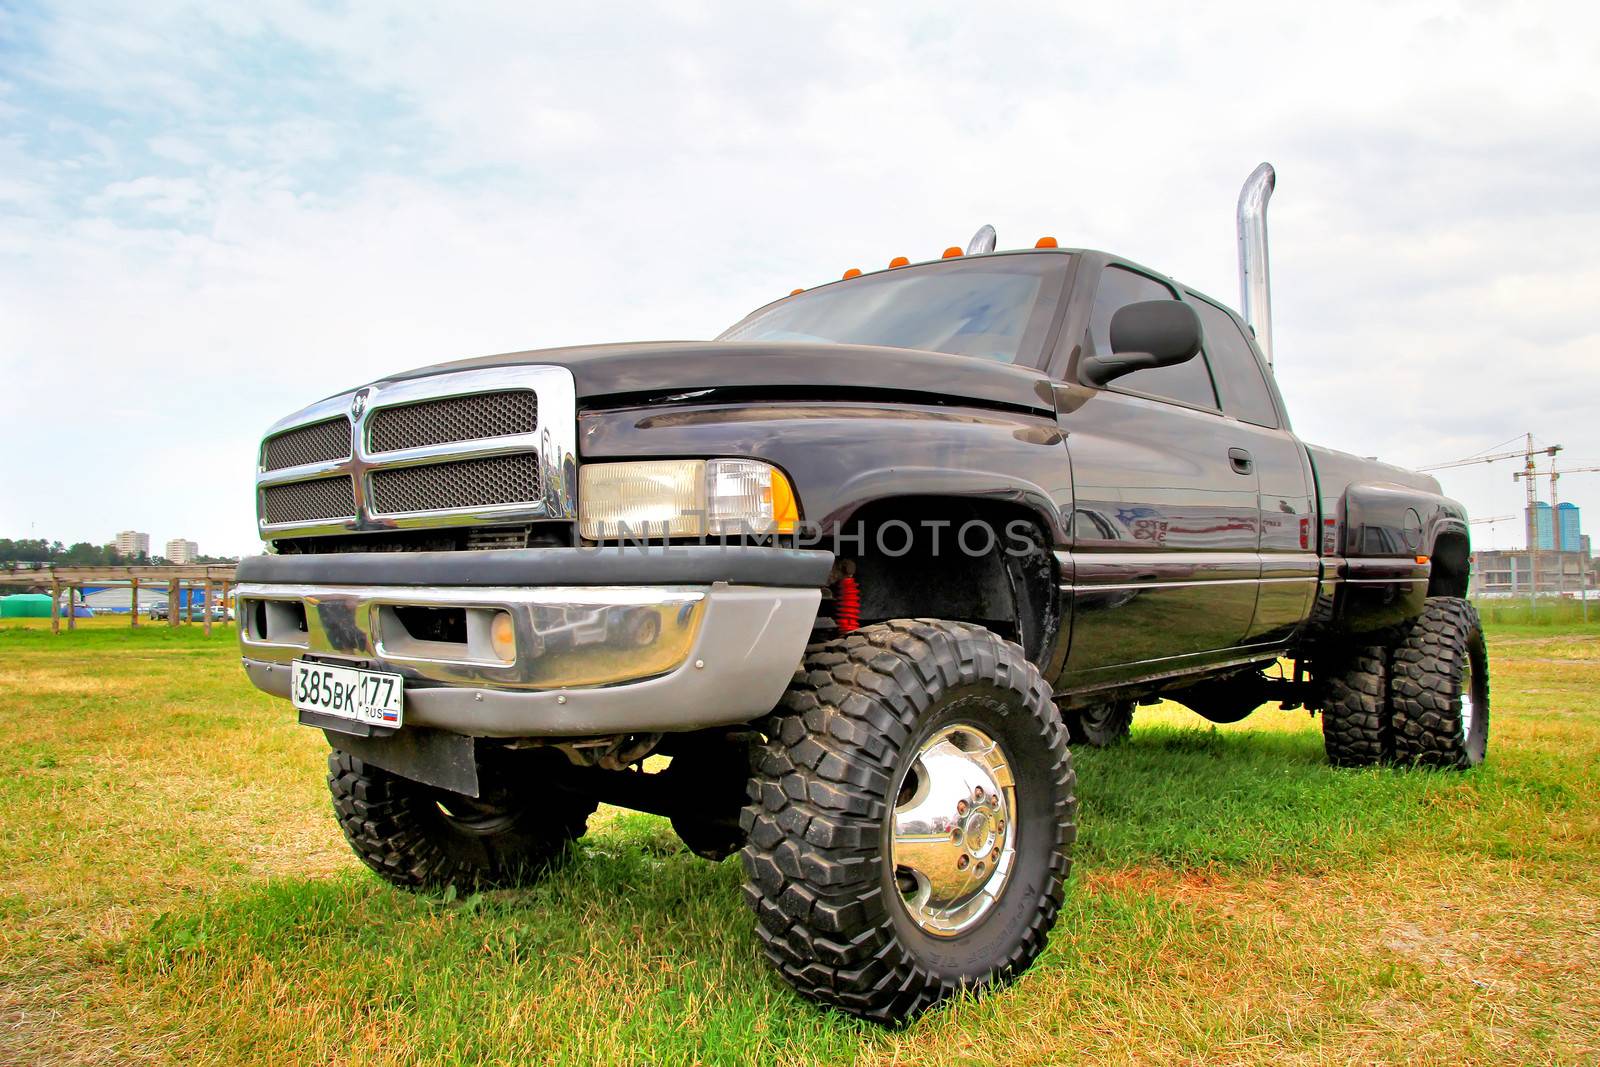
<box><xmin>0</xmin><ymin>565</ymin><xmax>239</xmax><ymax>636</ymax></box>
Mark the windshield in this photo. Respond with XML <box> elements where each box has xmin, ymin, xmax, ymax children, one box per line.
<box><xmin>718</xmin><ymin>254</ymin><xmax>1068</xmax><ymax>364</ymax></box>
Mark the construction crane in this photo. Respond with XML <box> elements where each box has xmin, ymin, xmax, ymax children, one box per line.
<box><xmin>1513</xmin><ymin>463</ymin><xmax>1600</xmax><ymax>545</ymax></box>
<box><xmin>1511</xmin><ymin>463</ymin><xmax>1600</xmax><ymax>606</ymax></box>
<box><xmin>1468</xmin><ymin>514</ymin><xmax>1515</xmax><ymax>525</ymax></box>
<box><xmin>1422</xmin><ymin>434</ymin><xmax>1561</xmax><ymax>599</ymax></box>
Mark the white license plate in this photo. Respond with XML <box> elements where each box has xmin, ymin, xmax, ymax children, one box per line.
<box><xmin>291</xmin><ymin>660</ymin><xmax>404</xmax><ymax>728</ymax></box>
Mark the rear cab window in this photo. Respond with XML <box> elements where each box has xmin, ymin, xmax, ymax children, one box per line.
<box><xmin>1085</xmin><ymin>265</ymin><xmax>1218</xmax><ymax>410</ymax></box>
<box><xmin>1186</xmin><ymin>292</ymin><xmax>1281</xmax><ymax>428</ymax></box>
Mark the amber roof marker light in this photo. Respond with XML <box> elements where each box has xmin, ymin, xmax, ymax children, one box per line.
<box><xmin>889</xmin><ymin>256</ymin><xmax>909</xmax><ymax>268</ymax></box>
<box><xmin>842</xmin><ymin>268</ymin><xmax>862</xmax><ymax>279</ymax></box>
<box><xmin>1035</xmin><ymin>236</ymin><xmax>1058</xmax><ymax>249</ymax></box>
<box><xmin>941</xmin><ymin>246</ymin><xmax>962</xmax><ymax>259</ymax></box>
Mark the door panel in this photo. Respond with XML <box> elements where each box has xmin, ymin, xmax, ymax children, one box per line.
<box><xmin>1183</xmin><ymin>291</ymin><xmax>1319</xmax><ymax>645</ymax></box>
<box><xmin>1233</xmin><ymin>422</ymin><xmax>1319</xmax><ymax>643</ymax></box>
<box><xmin>1060</xmin><ymin>389</ymin><xmax>1260</xmax><ymax>684</ymax></box>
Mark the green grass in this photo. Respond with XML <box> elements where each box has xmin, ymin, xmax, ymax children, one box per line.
<box><xmin>2</xmin><ymin>616</ymin><xmax>1597</xmax><ymax>1064</ymax></box>
<box><xmin>1472</xmin><ymin>595</ymin><xmax>1600</xmax><ymax>630</ymax></box>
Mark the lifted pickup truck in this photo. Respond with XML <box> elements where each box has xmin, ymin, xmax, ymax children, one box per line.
<box><xmin>238</xmin><ymin>165</ymin><xmax>1487</xmax><ymax>1022</ymax></box>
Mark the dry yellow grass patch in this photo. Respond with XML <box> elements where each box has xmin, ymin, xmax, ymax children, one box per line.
<box><xmin>3</xmin><ymin>620</ymin><xmax>1597</xmax><ymax>1065</ymax></box>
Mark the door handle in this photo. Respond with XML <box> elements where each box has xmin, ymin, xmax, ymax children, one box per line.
<box><xmin>1228</xmin><ymin>447</ymin><xmax>1254</xmax><ymax>475</ymax></box>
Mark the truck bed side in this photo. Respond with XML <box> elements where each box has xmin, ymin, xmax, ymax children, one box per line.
<box><xmin>1304</xmin><ymin>443</ymin><xmax>1471</xmax><ymax>637</ymax></box>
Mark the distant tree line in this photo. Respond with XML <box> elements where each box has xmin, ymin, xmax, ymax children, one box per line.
<box><xmin>0</xmin><ymin>539</ymin><xmax>238</xmax><ymax>566</ymax></box>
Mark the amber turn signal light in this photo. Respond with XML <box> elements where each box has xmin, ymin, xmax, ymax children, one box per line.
<box><xmin>490</xmin><ymin>611</ymin><xmax>516</xmax><ymax>663</ymax></box>
<box><xmin>768</xmin><ymin>469</ymin><xmax>801</xmax><ymax>534</ymax></box>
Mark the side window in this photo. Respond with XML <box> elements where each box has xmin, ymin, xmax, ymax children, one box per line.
<box><xmin>1086</xmin><ymin>266</ymin><xmax>1217</xmax><ymax>409</ymax></box>
<box><xmin>1189</xmin><ymin>295</ymin><xmax>1280</xmax><ymax>428</ymax></box>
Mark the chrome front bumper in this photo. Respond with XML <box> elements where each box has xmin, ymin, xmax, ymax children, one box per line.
<box><xmin>240</xmin><ymin>580</ymin><xmax>820</xmax><ymax>736</ymax></box>
<box><xmin>235</xmin><ymin>544</ymin><xmax>832</xmax><ymax>736</ymax></box>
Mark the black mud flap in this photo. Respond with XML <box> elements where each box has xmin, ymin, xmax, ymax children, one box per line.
<box><xmin>320</xmin><ymin>724</ymin><xmax>482</xmax><ymax>798</ymax></box>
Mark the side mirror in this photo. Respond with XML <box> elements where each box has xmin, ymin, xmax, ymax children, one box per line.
<box><xmin>1078</xmin><ymin>300</ymin><xmax>1203</xmax><ymax>387</ymax></box>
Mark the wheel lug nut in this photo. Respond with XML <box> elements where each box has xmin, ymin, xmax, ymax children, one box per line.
<box><xmin>975</xmin><ymin>862</ymin><xmax>985</xmax><ymax>875</ymax></box>
<box><xmin>990</xmin><ymin>847</ymin><xmax>1000</xmax><ymax>861</ymax></box>
<box><xmin>957</xmin><ymin>855</ymin><xmax>970</xmax><ymax>870</ymax></box>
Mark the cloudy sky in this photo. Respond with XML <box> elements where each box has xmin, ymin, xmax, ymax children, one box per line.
<box><xmin>2</xmin><ymin>1</ymin><xmax>1596</xmax><ymax>558</ymax></box>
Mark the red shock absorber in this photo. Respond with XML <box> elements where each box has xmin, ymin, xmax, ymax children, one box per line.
<box><xmin>833</xmin><ymin>575</ymin><xmax>861</xmax><ymax>634</ymax></box>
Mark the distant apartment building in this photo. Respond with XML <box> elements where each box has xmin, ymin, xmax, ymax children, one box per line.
<box><xmin>165</xmin><ymin>539</ymin><xmax>199</xmax><ymax>564</ymax></box>
<box><xmin>1472</xmin><ymin>548</ymin><xmax>1595</xmax><ymax>596</ymax></box>
<box><xmin>1558</xmin><ymin>502</ymin><xmax>1582</xmax><ymax>552</ymax></box>
<box><xmin>114</xmin><ymin>530</ymin><xmax>150</xmax><ymax>558</ymax></box>
<box><xmin>1530</xmin><ymin>501</ymin><xmax>1585</xmax><ymax>551</ymax></box>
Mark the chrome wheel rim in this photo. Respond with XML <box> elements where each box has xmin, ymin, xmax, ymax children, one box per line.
<box><xmin>890</xmin><ymin>724</ymin><xmax>1017</xmax><ymax>937</ymax></box>
<box><xmin>1460</xmin><ymin>659</ymin><xmax>1475</xmax><ymax>741</ymax></box>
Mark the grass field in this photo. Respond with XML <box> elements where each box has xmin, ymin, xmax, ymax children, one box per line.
<box><xmin>2</xmin><ymin>615</ymin><xmax>1597</xmax><ymax>1065</ymax></box>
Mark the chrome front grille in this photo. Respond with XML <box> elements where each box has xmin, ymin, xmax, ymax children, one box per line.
<box><xmin>263</xmin><ymin>418</ymin><xmax>350</xmax><ymax>471</ymax></box>
<box><xmin>370</xmin><ymin>454</ymin><xmax>541</xmax><ymax>515</ymax></box>
<box><xmin>368</xmin><ymin>391</ymin><xmax>537</xmax><ymax>453</ymax></box>
<box><xmin>262</xmin><ymin>476</ymin><xmax>357</xmax><ymax>524</ymax></box>
<box><xmin>255</xmin><ymin>365</ymin><xmax>578</xmax><ymax>539</ymax></box>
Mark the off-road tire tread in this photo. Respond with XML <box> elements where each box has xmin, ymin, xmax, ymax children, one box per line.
<box><xmin>1321</xmin><ymin>646</ymin><xmax>1391</xmax><ymax>767</ymax></box>
<box><xmin>1390</xmin><ymin>596</ymin><xmax>1488</xmax><ymax>768</ymax></box>
<box><xmin>327</xmin><ymin>750</ymin><xmax>595</xmax><ymax>889</ymax></box>
<box><xmin>739</xmin><ymin>619</ymin><xmax>1076</xmax><ymax>1023</ymax></box>
<box><xmin>1062</xmin><ymin>699</ymin><xmax>1135</xmax><ymax>747</ymax></box>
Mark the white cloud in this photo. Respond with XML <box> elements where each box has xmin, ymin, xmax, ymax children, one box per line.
<box><xmin>1</xmin><ymin>1</ymin><xmax>1598</xmax><ymax>555</ymax></box>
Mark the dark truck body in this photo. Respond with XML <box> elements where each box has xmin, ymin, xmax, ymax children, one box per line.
<box><xmin>236</xmin><ymin>169</ymin><xmax>1493</xmax><ymax>1023</ymax></box>
<box><xmin>240</xmin><ymin>247</ymin><xmax>1468</xmax><ymax>749</ymax></box>
<box><xmin>235</xmin><ymin>236</ymin><xmax>1481</xmax><ymax>1023</ymax></box>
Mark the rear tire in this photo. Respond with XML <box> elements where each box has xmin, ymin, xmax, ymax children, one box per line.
<box><xmin>327</xmin><ymin>750</ymin><xmax>597</xmax><ymax>890</ymax></box>
<box><xmin>1390</xmin><ymin>597</ymin><xmax>1489</xmax><ymax>768</ymax></box>
<box><xmin>1062</xmin><ymin>699</ymin><xmax>1135</xmax><ymax>747</ymax></box>
<box><xmin>740</xmin><ymin>620</ymin><xmax>1076</xmax><ymax>1023</ymax></box>
<box><xmin>1321</xmin><ymin>646</ymin><xmax>1392</xmax><ymax>767</ymax></box>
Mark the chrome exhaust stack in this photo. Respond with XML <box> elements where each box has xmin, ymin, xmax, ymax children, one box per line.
<box><xmin>1236</xmin><ymin>162</ymin><xmax>1276</xmax><ymax>367</ymax></box>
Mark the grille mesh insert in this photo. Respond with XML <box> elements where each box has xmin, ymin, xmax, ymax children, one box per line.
<box><xmin>369</xmin><ymin>454</ymin><xmax>541</xmax><ymax>515</ymax></box>
<box><xmin>263</xmin><ymin>418</ymin><xmax>350</xmax><ymax>471</ymax></box>
<box><xmin>368</xmin><ymin>391</ymin><xmax>537</xmax><ymax>453</ymax></box>
<box><xmin>262</xmin><ymin>477</ymin><xmax>356</xmax><ymax>525</ymax></box>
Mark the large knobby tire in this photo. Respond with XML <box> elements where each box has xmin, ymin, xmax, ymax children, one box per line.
<box><xmin>1321</xmin><ymin>646</ymin><xmax>1392</xmax><ymax>767</ymax></box>
<box><xmin>1061</xmin><ymin>699</ymin><xmax>1135</xmax><ymax>747</ymax></box>
<box><xmin>740</xmin><ymin>620</ymin><xmax>1077</xmax><ymax>1024</ymax></box>
<box><xmin>327</xmin><ymin>750</ymin><xmax>597</xmax><ymax>890</ymax></box>
<box><xmin>1391</xmin><ymin>597</ymin><xmax>1490</xmax><ymax>768</ymax></box>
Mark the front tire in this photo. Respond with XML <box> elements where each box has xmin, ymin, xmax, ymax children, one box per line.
<box><xmin>1390</xmin><ymin>597</ymin><xmax>1489</xmax><ymax>768</ymax></box>
<box><xmin>740</xmin><ymin>620</ymin><xmax>1076</xmax><ymax>1023</ymax></box>
<box><xmin>327</xmin><ymin>751</ymin><xmax>597</xmax><ymax>890</ymax></box>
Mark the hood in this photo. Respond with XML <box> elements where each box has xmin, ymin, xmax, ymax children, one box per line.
<box><xmin>374</xmin><ymin>340</ymin><xmax>1059</xmax><ymax>415</ymax></box>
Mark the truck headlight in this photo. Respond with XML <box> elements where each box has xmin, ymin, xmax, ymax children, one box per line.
<box><xmin>578</xmin><ymin>459</ymin><xmax>799</xmax><ymax>539</ymax></box>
